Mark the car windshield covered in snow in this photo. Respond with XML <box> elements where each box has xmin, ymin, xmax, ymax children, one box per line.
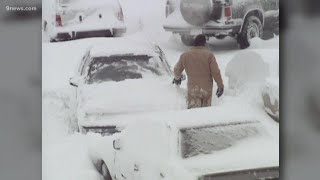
<box><xmin>180</xmin><ymin>122</ymin><xmax>260</xmax><ymax>158</ymax></box>
<box><xmin>86</xmin><ymin>54</ymin><xmax>163</xmax><ymax>84</ymax></box>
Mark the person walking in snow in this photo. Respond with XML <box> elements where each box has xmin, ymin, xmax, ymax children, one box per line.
<box><xmin>173</xmin><ymin>34</ymin><xmax>224</xmax><ymax>109</ymax></box>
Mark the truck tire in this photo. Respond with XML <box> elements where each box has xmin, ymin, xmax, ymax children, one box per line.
<box><xmin>180</xmin><ymin>34</ymin><xmax>195</xmax><ymax>46</ymax></box>
<box><xmin>97</xmin><ymin>160</ymin><xmax>112</xmax><ymax>180</ymax></box>
<box><xmin>237</xmin><ymin>16</ymin><xmax>263</xmax><ymax>49</ymax></box>
<box><xmin>180</xmin><ymin>0</ymin><xmax>213</xmax><ymax>26</ymax></box>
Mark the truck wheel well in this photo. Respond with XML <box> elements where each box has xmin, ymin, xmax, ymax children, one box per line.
<box><xmin>242</xmin><ymin>10</ymin><xmax>264</xmax><ymax>31</ymax></box>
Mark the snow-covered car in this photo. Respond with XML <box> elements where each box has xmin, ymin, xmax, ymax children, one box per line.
<box><xmin>163</xmin><ymin>0</ymin><xmax>279</xmax><ymax>48</ymax></box>
<box><xmin>43</xmin><ymin>0</ymin><xmax>126</xmax><ymax>42</ymax></box>
<box><xmin>94</xmin><ymin>104</ymin><xmax>279</xmax><ymax>180</ymax></box>
<box><xmin>262</xmin><ymin>77</ymin><xmax>279</xmax><ymax>122</ymax></box>
<box><xmin>69</xmin><ymin>36</ymin><xmax>186</xmax><ymax>135</ymax></box>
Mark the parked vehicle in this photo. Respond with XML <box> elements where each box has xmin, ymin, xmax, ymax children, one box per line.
<box><xmin>262</xmin><ymin>78</ymin><xmax>279</xmax><ymax>122</ymax></box>
<box><xmin>69</xmin><ymin>35</ymin><xmax>186</xmax><ymax>135</ymax></box>
<box><xmin>163</xmin><ymin>0</ymin><xmax>279</xmax><ymax>48</ymax></box>
<box><xmin>93</xmin><ymin>105</ymin><xmax>279</xmax><ymax>180</ymax></box>
<box><xmin>43</xmin><ymin>0</ymin><xmax>126</xmax><ymax>42</ymax></box>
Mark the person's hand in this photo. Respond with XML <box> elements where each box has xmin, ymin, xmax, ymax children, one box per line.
<box><xmin>172</xmin><ymin>78</ymin><xmax>182</xmax><ymax>85</ymax></box>
<box><xmin>216</xmin><ymin>87</ymin><xmax>224</xmax><ymax>98</ymax></box>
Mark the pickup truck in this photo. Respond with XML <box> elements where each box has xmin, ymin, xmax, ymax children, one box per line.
<box><xmin>163</xmin><ymin>0</ymin><xmax>279</xmax><ymax>48</ymax></box>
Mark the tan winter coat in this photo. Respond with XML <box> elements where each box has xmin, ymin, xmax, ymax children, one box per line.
<box><xmin>174</xmin><ymin>46</ymin><xmax>224</xmax><ymax>101</ymax></box>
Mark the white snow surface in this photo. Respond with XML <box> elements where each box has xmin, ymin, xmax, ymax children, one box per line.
<box><xmin>89</xmin><ymin>34</ymin><xmax>156</xmax><ymax>57</ymax></box>
<box><xmin>42</xmin><ymin>0</ymin><xmax>279</xmax><ymax>179</ymax></box>
<box><xmin>225</xmin><ymin>49</ymin><xmax>270</xmax><ymax>90</ymax></box>
<box><xmin>79</xmin><ymin>78</ymin><xmax>187</xmax><ymax>121</ymax></box>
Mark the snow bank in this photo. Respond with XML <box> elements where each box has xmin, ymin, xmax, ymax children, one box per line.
<box><xmin>43</xmin><ymin>133</ymin><xmax>111</xmax><ymax>180</ymax></box>
<box><xmin>42</xmin><ymin>91</ymin><xmax>77</xmax><ymax>144</ymax></box>
<box><xmin>249</xmin><ymin>36</ymin><xmax>279</xmax><ymax>50</ymax></box>
<box><xmin>225</xmin><ymin>50</ymin><xmax>270</xmax><ymax>90</ymax></box>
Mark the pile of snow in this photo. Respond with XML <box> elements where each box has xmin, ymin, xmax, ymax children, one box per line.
<box><xmin>225</xmin><ymin>50</ymin><xmax>270</xmax><ymax>91</ymax></box>
<box><xmin>42</xmin><ymin>91</ymin><xmax>77</xmax><ymax>144</ymax></box>
<box><xmin>43</xmin><ymin>133</ymin><xmax>110</xmax><ymax>180</ymax></box>
<box><xmin>248</xmin><ymin>36</ymin><xmax>279</xmax><ymax>50</ymax></box>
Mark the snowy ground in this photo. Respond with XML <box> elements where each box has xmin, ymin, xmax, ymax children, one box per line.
<box><xmin>42</xmin><ymin>0</ymin><xmax>279</xmax><ymax>179</ymax></box>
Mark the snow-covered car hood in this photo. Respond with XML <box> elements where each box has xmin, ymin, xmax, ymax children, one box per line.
<box><xmin>78</xmin><ymin>78</ymin><xmax>187</xmax><ymax>123</ymax></box>
<box><xmin>180</xmin><ymin>133</ymin><xmax>279</xmax><ymax>176</ymax></box>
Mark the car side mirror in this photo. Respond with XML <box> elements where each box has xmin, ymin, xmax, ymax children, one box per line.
<box><xmin>113</xmin><ymin>139</ymin><xmax>122</xmax><ymax>150</ymax></box>
<box><xmin>69</xmin><ymin>76</ymin><xmax>82</xmax><ymax>87</ymax></box>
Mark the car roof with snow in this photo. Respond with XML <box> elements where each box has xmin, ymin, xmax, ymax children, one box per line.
<box><xmin>89</xmin><ymin>35</ymin><xmax>157</xmax><ymax>58</ymax></box>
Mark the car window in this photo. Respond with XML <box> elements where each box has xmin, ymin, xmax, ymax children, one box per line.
<box><xmin>180</xmin><ymin>122</ymin><xmax>260</xmax><ymax>158</ymax></box>
<box><xmin>86</xmin><ymin>54</ymin><xmax>165</xmax><ymax>84</ymax></box>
